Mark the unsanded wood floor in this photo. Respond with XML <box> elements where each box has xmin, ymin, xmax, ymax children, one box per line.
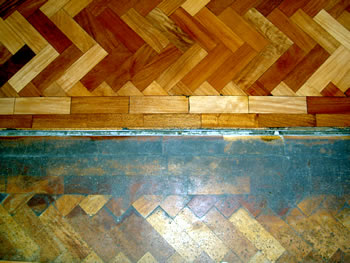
<box><xmin>0</xmin><ymin>136</ymin><xmax>349</xmax><ymax>262</ymax></box>
<box><xmin>0</xmin><ymin>0</ymin><xmax>350</xmax><ymax>128</ymax></box>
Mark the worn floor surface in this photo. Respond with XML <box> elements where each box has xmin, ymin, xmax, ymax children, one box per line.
<box><xmin>0</xmin><ymin>0</ymin><xmax>350</xmax><ymax>128</ymax></box>
<box><xmin>0</xmin><ymin>135</ymin><xmax>349</xmax><ymax>262</ymax></box>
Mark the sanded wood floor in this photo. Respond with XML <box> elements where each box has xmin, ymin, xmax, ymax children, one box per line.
<box><xmin>0</xmin><ymin>0</ymin><xmax>350</xmax><ymax>128</ymax></box>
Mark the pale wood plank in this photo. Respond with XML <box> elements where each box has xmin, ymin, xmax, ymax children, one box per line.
<box><xmin>190</xmin><ymin>96</ymin><xmax>248</xmax><ymax>113</ymax></box>
<box><xmin>181</xmin><ymin>0</ymin><xmax>210</xmax><ymax>16</ymax></box>
<box><xmin>71</xmin><ymin>97</ymin><xmax>129</xmax><ymax>114</ymax></box>
<box><xmin>142</xmin><ymin>81</ymin><xmax>168</xmax><ymax>96</ymax></box>
<box><xmin>155</xmin><ymin>44</ymin><xmax>207</xmax><ymax>91</ymax></box>
<box><xmin>0</xmin><ymin>18</ymin><xmax>24</xmax><ymax>54</ymax></box>
<box><xmin>130</xmin><ymin>96</ymin><xmax>188</xmax><ymax>113</ymax></box>
<box><xmin>0</xmin><ymin>98</ymin><xmax>15</xmax><ymax>114</ymax></box>
<box><xmin>55</xmin><ymin>44</ymin><xmax>108</xmax><ymax>92</ymax></box>
<box><xmin>314</xmin><ymin>10</ymin><xmax>350</xmax><ymax>51</ymax></box>
<box><xmin>122</xmin><ymin>8</ymin><xmax>169</xmax><ymax>53</ymax></box>
<box><xmin>192</xmin><ymin>81</ymin><xmax>220</xmax><ymax>96</ymax></box>
<box><xmin>297</xmin><ymin>45</ymin><xmax>350</xmax><ymax>95</ymax></box>
<box><xmin>234</xmin><ymin>8</ymin><xmax>293</xmax><ymax>90</ymax></box>
<box><xmin>66</xmin><ymin>82</ymin><xmax>93</xmax><ymax>97</ymax></box>
<box><xmin>91</xmin><ymin>82</ymin><xmax>116</xmax><ymax>97</ymax></box>
<box><xmin>271</xmin><ymin>82</ymin><xmax>297</xmax><ymax>96</ymax></box>
<box><xmin>63</xmin><ymin>0</ymin><xmax>94</xmax><ymax>17</ymax></box>
<box><xmin>40</xmin><ymin>0</ymin><xmax>71</xmax><ymax>17</ymax></box>
<box><xmin>5</xmin><ymin>11</ymin><xmax>48</xmax><ymax>54</ymax></box>
<box><xmin>291</xmin><ymin>9</ymin><xmax>341</xmax><ymax>54</ymax></box>
<box><xmin>230</xmin><ymin>208</ymin><xmax>285</xmax><ymax>262</ymax></box>
<box><xmin>117</xmin><ymin>81</ymin><xmax>144</xmax><ymax>96</ymax></box>
<box><xmin>51</xmin><ymin>9</ymin><xmax>96</xmax><ymax>53</ymax></box>
<box><xmin>202</xmin><ymin>114</ymin><xmax>258</xmax><ymax>128</ymax></box>
<box><xmin>249</xmin><ymin>96</ymin><xmax>307</xmax><ymax>114</ymax></box>
<box><xmin>9</xmin><ymin>45</ymin><xmax>59</xmax><ymax>93</ymax></box>
<box><xmin>14</xmin><ymin>97</ymin><xmax>71</xmax><ymax>114</ymax></box>
<box><xmin>144</xmin><ymin>113</ymin><xmax>200</xmax><ymax>128</ymax></box>
<box><xmin>220</xmin><ymin>82</ymin><xmax>247</xmax><ymax>96</ymax></box>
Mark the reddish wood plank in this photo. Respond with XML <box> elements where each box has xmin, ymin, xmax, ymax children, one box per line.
<box><xmin>321</xmin><ymin>82</ymin><xmax>346</xmax><ymax>97</ymax></box>
<box><xmin>302</xmin><ymin>0</ymin><xmax>331</xmax><ymax>17</ymax></box>
<box><xmin>85</xmin><ymin>0</ymin><xmax>112</xmax><ymax>17</ymax></box>
<box><xmin>258</xmin><ymin>114</ymin><xmax>316</xmax><ymax>127</ymax></box>
<box><xmin>74</xmin><ymin>8</ymin><xmax>121</xmax><ymax>53</ymax></box>
<box><xmin>106</xmin><ymin>44</ymin><xmax>157</xmax><ymax>91</ymax></box>
<box><xmin>80</xmin><ymin>44</ymin><xmax>132</xmax><ymax>91</ymax></box>
<box><xmin>0</xmin><ymin>115</ymin><xmax>32</xmax><ymax>128</ymax></box>
<box><xmin>283</xmin><ymin>45</ymin><xmax>330</xmax><ymax>92</ymax></box>
<box><xmin>307</xmin><ymin>97</ymin><xmax>350</xmax><ymax>114</ymax></box>
<box><xmin>230</xmin><ymin>0</ymin><xmax>264</xmax><ymax>16</ymax></box>
<box><xmin>206</xmin><ymin>0</ymin><xmax>236</xmax><ymax>16</ymax></box>
<box><xmin>0</xmin><ymin>0</ymin><xmax>24</xmax><ymax>18</ymax></box>
<box><xmin>27</xmin><ymin>9</ymin><xmax>71</xmax><ymax>53</ymax></box>
<box><xmin>182</xmin><ymin>43</ymin><xmax>233</xmax><ymax>91</ymax></box>
<box><xmin>32</xmin><ymin>45</ymin><xmax>83</xmax><ymax>92</ymax></box>
<box><xmin>258</xmin><ymin>44</ymin><xmax>306</xmax><ymax>93</ymax></box>
<box><xmin>18</xmin><ymin>82</ymin><xmax>42</xmax><ymax>97</ymax></box>
<box><xmin>0</xmin><ymin>45</ymin><xmax>35</xmax><ymax>87</ymax></box>
<box><xmin>107</xmin><ymin>0</ymin><xmax>138</xmax><ymax>16</ymax></box>
<box><xmin>208</xmin><ymin>43</ymin><xmax>257</xmax><ymax>91</ymax></box>
<box><xmin>245</xmin><ymin>82</ymin><xmax>270</xmax><ymax>96</ymax></box>
<box><xmin>97</xmin><ymin>7</ymin><xmax>145</xmax><ymax>53</ymax></box>
<box><xmin>256</xmin><ymin>0</ymin><xmax>284</xmax><ymax>16</ymax></box>
<box><xmin>16</xmin><ymin>0</ymin><xmax>47</xmax><ymax>18</ymax></box>
<box><xmin>170</xmin><ymin>7</ymin><xmax>217</xmax><ymax>51</ymax></box>
<box><xmin>131</xmin><ymin>44</ymin><xmax>182</xmax><ymax>91</ymax></box>
<box><xmin>278</xmin><ymin>0</ymin><xmax>310</xmax><ymax>17</ymax></box>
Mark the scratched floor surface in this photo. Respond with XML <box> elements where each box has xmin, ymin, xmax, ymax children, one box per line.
<box><xmin>0</xmin><ymin>135</ymin><xmax>350</xmax><ymax>262</ymax></box>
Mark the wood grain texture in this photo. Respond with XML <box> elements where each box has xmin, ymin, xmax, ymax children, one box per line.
<box><xmin>5</xmin><ymin>10</ymin><xmax>48</xmax><ymax>54</ymax></box>
<box><xmin>307</xmin><ymin>97</ymin><xmax>350</xmax><ymax>114</ymax></box>
<box><xmin>121</xmin><ymin>8</ymin><xmax>169</xmax><ymax>53</ymax></box>
<box><xmin>8</xmin><ymin>45</ymin><xmax>59</xmax><ymax>92</ymax></box>
<box><xmin>0</xmin><ymin>0</ymin><xmax>349</xmax><ymax>127</ymax></box>
<box><xmin>130</xmin><ymin>96</ymin><xmax>188</xmax><ymax>113</ymax></box>
<box><xmin>190</xmin><ymin>96</ymin><xmax>248</xmax><ymax>113</ymax></box>
<box><xmin>71</xmin><ymin>97</ymin><xmax>129</xmax><ymax>114</ymax></box>
<box><xmin>249</xmin><ymin>97</ymin><xmax>307</xmax><ymax>114</ymax></box>
<box><xmin>0</xmin><ymin>17</ymin><xmax>24</xmax><ymax>54</ymax></box>
<box><xmin>0</xmin><ymin>98</ymin><xmax>15</xmax><ymax>114</ymax></box>
<box><xmin>14</xmin><ymin>97</ymin><xmax>71</xmax><ymax>114</ymax></box>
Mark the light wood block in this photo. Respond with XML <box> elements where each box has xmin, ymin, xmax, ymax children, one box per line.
<box><xmin>14</xmin><ymin>97</ymin><xmax>71</xmax><ymax>114</ymax></box>
<box><xmin>314</xmin><ymin>10</ymin><xmax>350</xmax><ymax>51</ymax></box>
<box><xmin>122</xmin><ymin>8</ymin><xmax>169</xmax><ymax>53</ymax></box>
<box><xmin>71</xmin><ymin>97</ymin><xmax>129</xmax><ymax>114</ymax></box>
<box><xmin>181</xmin><ymin>0</ymin><xmax>210</xmax><ymax>16</ymax></box>
<box><xmin>0</xmin><ymin>18</ymin><xmax>24</xmax><ymax>54</ymax></box>
<box><xmin>56</xmin><ymin>44</ymin><xmax>108</xmax><ymax>92</ymax></box>
<box><xmin>291</xmin><ymin>9</ymin><xmax>341</xmax><ymax>54</ymax></box>
<box><xmin>157</xmin><ymin>0</ymin><xmax>186</xmax><ymax>15</ymax></box>
<box><xmin>249</xmin><ymin>97</ymin><xmax>307</xmax><ymax>114</ymax></box>
<box><xmin>5</xmin><ymin>11</ymin><xmax>48</xmax><ymax>54</ymax></box>
<box><xmin>156</xmin><ymin>44</ymin><xmax>207</xmax><ymax>91</ymax></box>
<box><xmin>297</xmin><ymin>45</ymin><xmax>350</xmax><ymax>95</ymax></box>
<box><xmin>144</xmin><ymin>113</ymin><xmax>201</xmax><ymax>128</ymax></box>
<box><xmin>202</xmin><ymin>114</ymin><xmax>258</xmax><ymax>128</ymax></box>
<box><xmin>190</xmin><ymin>96</ymin><xmax>248</xmax><ymax>113</ymax></box>
<box><xmin>0</xmin><ymin>98</ymin><xmax>15</xmax><ymax>115</ymax></box>
<box><xmin>234</xmin><ymin>9</ymin><xmax>293</xmax><ymax>90</ymax></box>
<box><xmin>271</xmin><ymin>82</ymin><xmax>297</xmax><ymax>96</ymax></box>
<box><xmin>63</xmin><ymin>0</ymin><xmax>94</xmax><ymax>17</ymax></box>
<box><xmin>51</xmin><ymin>9</ymin><xmax>96</xmax><ymax>53</ymax></box>
<box><xmin>8</xmin><ymin>45</ymin><xmax>59</xmax><ymax>93</ymax></box>
<box><xmin>40</xmin><ymin>0</ymin><xmax>71</xmax><ymax>17</ymax></box>
<box><xmin>130</xmin><ymin>96</ymin><xmax>188</xmax><ymax>113</ymax></box>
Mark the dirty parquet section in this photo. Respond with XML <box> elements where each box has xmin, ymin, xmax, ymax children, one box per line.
<box><xmin>0</xmin><ymin>136</ymin><xmax>350</xmax><ymax>262</ymax></box>
<box><xmin>0</xmin><ymin>0</ymin><xmax>350</xmax><ymax>128</ymax></box>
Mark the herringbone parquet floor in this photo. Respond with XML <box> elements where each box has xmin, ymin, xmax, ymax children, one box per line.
<box><xmin>0</xmin><ymin>136</ymin><xmax>350</xmax><ymax>262</ymax></box>
<box><xmin>0</xmin><ymin>0</ymin><xmax>349</xmax><ymax>128</ymax></box>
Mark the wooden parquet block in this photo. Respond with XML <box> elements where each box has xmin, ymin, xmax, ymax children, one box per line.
<box><xmin>0</xmin><ymin>0</ymin><xmax>349</xmax><ymax>128</ymax></box>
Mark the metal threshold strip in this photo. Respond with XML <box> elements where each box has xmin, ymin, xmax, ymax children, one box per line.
<box><xmin>0</xmin><ymin>128</ymin><xmax>349</xmax><ymax>136</ymax></box>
